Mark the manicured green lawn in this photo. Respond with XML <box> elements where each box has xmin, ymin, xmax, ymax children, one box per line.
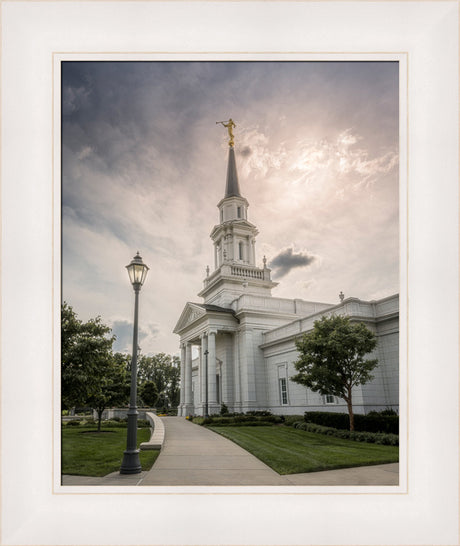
<box><xmin>62</xmin><ymin>426</ymin><xmax>159</xmax><ymax>476</ymax></box>
<box><xmin>209</xmin><ymin>425</ymin><xmax>399</xmax><ymax>475</ymax></box>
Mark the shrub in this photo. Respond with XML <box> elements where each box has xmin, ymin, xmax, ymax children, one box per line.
<box><xmin>294</xmin><ymin>421</ymin><xmax>398</xmax><ymax>446</ymax></box>
<box><xmin>197</xmin><ymin>414</ymin><xmax>283</xmax><ymax>426</ymax></box>
<box><xmin>209</xmin><ymin>421</ymin><xmax>274</xmax><ymax>427</ymax></box>
<box><xmin>137</xmin><ymin>419</ymin><xmax>150</xmax><ymax>428</ymax></box>
<box><xmin>220</xmin><ymin>403</ymin><xmax>229</xmax><ymax>416</ymax></box>
<box><xmin>66</xmin><ymin>420</ymin><xmax>81</xmax><ymax>426</ymax></box>
<box><xmin>102</xmin><ymin>419</ymin><xmax>122</xmax><ymax>427</ymax></box>
<box><xmin>283</xmin><ymin>415</ymin><xmax>305</xmax><ymax>427</ymax></box>
<box><xmin>304</xmin><ymin>411</ymin><xmax>399</xmax><ymax>434</ymax></box>
<box><xmin>373</xmin><ymin>408</ymin><xmax>398</xmax><ymax>416</ymax></box>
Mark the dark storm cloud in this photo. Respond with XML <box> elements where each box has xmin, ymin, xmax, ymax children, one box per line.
<box><xmin>269</xmin><ymin>248</ymin><xmax>316</xmax><ymax>279</ymax></box>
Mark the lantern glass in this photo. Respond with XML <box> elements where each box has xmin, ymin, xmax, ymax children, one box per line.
<box><xmin>126</xmin><ymin>253</ymin><xmax>149</xmax><ymax>287</ymax></box>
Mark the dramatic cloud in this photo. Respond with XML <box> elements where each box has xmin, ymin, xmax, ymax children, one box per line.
<box><xmin>269</xmin><ymin>247</ymin><xmax>316</xmax><ymax>279</ymax></box>
<box><xmin>61</xmin><ymin>61</ymin><xmax>399</xmax><ymax>355</ymax></box>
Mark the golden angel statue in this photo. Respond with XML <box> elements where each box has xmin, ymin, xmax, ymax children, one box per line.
<box><xmin>216</xmin><ymin>118</ymin><xmax>236</xmax><ymax>147</ymax></box>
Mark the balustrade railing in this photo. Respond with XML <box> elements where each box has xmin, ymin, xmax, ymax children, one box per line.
<box><xmin>230</xmin><ymin>265</ymin><xmax>264</xmax><ymax>279</ymax></box>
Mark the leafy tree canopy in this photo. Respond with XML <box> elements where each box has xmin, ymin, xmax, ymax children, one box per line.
<box><xmin>61</xmin><ymin>302</ymin><xmax>116</xmax><ymax>410</ymax></box>
<box><xmin>62</xmin><ymin>304</ymin><xmax>181</xmax><ymax>416</ymax></box>
<box><xmin>139</xmin><ymin>381</ymin><xmax>159</xmax><ymax>407</ymax></box>
<box><xmin>292</xmin><ymin>315</ymin><xmax>378</xmax><ymax>430</ymax></box>
<box><xmin>89</xmin><ymin>353</ymin><xmax>130</xmax><ymax>431</ymax></box>
<box><xmin>138</xmin><ymin>353</ymin><xmax>181</xmax><ymax>408</ymax></box>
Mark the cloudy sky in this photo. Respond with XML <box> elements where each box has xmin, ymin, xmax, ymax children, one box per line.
<box><xmin>62</xmin><ymin>61</ymin><xmax>399</xmax><ymax>356</ymax></box>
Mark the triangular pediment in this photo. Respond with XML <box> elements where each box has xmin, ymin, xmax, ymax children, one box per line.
<box><xmin>173</xmin><ymin>303</ymin><xmax>207</xmax><ymax>334</ymax></box>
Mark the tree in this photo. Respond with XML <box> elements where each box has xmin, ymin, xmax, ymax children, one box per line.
<box><xmin>139</xmin><ymin>381</ymin><xmax>159</xmax><ymax>407</ymax></box>
<box><xmin>138</xmin><ymin>353</ymin><xmax>181</xmax><ymax>409</ymax></box>
<box><xmin>88</xmin><ymin>353</ymin><xmax>130</xmax><ymax>431</ymax></box>
<box><xmin>61</xmin><ymin>302</ymin><xmax>116</xmax><ymax>410</ymax></box>
<box><xmin>291</xmin><ymin>315</ymin><xmax>378</xmax><ymax>431</ymax></box>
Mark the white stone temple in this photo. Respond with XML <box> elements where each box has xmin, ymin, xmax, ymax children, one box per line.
<box><xmin>174</xmin><ymin>125</ymin><xmax>399</xmax><ymax>417</ymax></box>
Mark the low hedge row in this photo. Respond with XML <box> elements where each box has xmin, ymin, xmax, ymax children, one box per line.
<box><xmin>198</xmin><ymin>414</ymin><xmax>283</xmax><ymax>426</ymax></box>
<box><xmin>293</xmin><ymin>421</ymin><xmax>399</xmax><ymax>446</ymax></box>
<box><xmin>207</xmin><ymin>420</ymin><xmax>276</xmax><ymax>427</ymax></box>
<box><xmin>304</xmin><ymin>411</ymin><xmax>399</xmax><ymax>434</ymax></box>
<box><xmin>62</xmin><ymin>418</ymin><xmax>150</xmax><ymax>428</ymax></box>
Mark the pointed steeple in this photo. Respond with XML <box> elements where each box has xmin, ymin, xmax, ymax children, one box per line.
<box><xmin>199</xmin><ymin>120</ymin><xmax>277</xmax><ymax>306</ymax></box>
<box><xmin>225</xmin><ymin>147</ymin><xmax>242</xmax><ymax>198</ymax></box>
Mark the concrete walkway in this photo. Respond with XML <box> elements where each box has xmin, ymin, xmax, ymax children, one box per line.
<box><xmin>283</xmin><ymin>462</ymin><xmax>399</xmax><ymax>485</ymax></box>
<box><xmin>140</xmin><ymin>417</ymin><xmax>399</xmax><ymax>486</ymax></box>
<box><xmin>141</xmin><ymin>417</ymin><xmax>287</xmax><ymax>485</ymax></box>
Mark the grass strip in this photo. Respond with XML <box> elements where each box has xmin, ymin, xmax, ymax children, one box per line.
<box><xmin>62</xmin><ymin>426</ymin><xmax>159</xmax><ymax>476</ymax></box>
<box><xmin>209</xmin><ymin>425</ymin><xmax>399</xmax><ymax>475</ymax></box>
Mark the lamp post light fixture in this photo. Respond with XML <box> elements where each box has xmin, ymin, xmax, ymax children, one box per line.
<box><xmin>204</xmin><ymin>349</ymin><xmax>209</xmax><ymax>418</ymax></box>
<box><xmin>120</xmin><ymin>252</ymin><xmax>149</xmax><ymax>475</ymax></box>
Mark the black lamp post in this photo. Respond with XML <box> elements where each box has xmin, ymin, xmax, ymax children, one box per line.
<box><xmin>204</xmin><ymin>349</ymin><xmax>209</xmax><ymax>418</ymax></box>
<box><xmin>120</xmin><ymin>252</ymin><xmax>149</xmax><ymax>475</ymax></box>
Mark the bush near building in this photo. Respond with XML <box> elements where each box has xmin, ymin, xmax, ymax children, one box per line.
<box><xmin>293</xmin><ymin>421</ymin><xmax>399</xmax><ymax>446</ymax></box>
<box><xmin>196</xmin><ymin>413</ymin><xmax>283</xmax><ymax>426</ymax></box>
<box><xmin>304</xmin><ymin>410</ymin><xmax>399</xmax><ymax>435</ymax></box>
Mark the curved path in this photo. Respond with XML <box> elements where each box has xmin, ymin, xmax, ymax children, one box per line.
<box><xmin>141</xmin><ymin>416</ymin><xmax>287</xmax><ymax>485</ymax></box>
<box><xmin>140</xmin><ymin>417</ymin><xmax>399</xmax><ymax>486</ymax></box>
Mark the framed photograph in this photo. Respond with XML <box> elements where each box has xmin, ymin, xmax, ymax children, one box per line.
<box><xmin>58</xmin><ymin>55</ymin><xmax>402</xmax><ymax>488</ymax></box>
<box><xmin>1</xmin><ymin>1</ymin><xmax>458</xmax><ymax>545</ymax></box>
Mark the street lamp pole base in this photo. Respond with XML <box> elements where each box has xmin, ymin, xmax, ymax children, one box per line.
<box><xmin>120</xmin><ymin>450</ymin><xmax>142</xmax><ymax>474</ymax></box>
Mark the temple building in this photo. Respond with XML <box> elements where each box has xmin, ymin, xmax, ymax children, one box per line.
<box><xmin>174</xmin><ymin>121</ymin><xmax>399</xmax><ymax>417</ymax></box>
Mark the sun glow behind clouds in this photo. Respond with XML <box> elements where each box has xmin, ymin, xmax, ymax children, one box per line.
<box><xmin>62</xmin><ymin>61</ymin><xmax>399</xmax><ymax>355</ymax></box>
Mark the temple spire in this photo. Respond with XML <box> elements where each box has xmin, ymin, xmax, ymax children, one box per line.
<box><xmin>225</xmin><ymin>146</ymin><xmax>242</xmax><ymax>198</ymax></box>
<box><xmin>217</xmin><ymin>118</ymin><xmax>242</xmax><ymax>198</ymax></box>
<box><xmin>198</xmin><ymin>120</ymin><xmax>277</xmax><ymax>305</ymax></box>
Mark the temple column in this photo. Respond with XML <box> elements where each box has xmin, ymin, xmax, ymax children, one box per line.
<box><xmin>200</xmin><ymin>333</ymin><xmax>208</xmax><ymax>415</ymax></box>
<box><xmin>240</xmin><ymin>329</ymin><xmax>258</xmax><ymax>412</ymax></box>
<box><xmin>233</xmin><ymin>331</ymin><xmax>242</xmax><ymax>412</ymax></box>
<box><xmin>208</xmin><ymin>329</ymin><xmax>218</xmax><ymax>414</ymax></box>
<box><xmin>184</xmin><ymin>342</ymin><xmax>193</xmax><ymax>415</ymax></box>
<box><xmin>179</xmin><ymin>342</ymin><xmax>186</xmax><ymax>416</ymax></box>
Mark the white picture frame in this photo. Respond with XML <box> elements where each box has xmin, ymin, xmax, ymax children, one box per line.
<box><xmin>1</xmin><ymin>1</ymin><xmax>458</xmax><ymax>545</ymax></box>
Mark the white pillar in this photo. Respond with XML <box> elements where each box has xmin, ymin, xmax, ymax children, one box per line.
<box><xmin>200</xmin><ymin>334</ymin><xmax>207</xmax><ymax>408</ymax></box>
<box><xmin>208</xmin><ymin>330</ymin><xmax>217</xmax><ymax>412</ymax></box>
<box><xmin>185</xmin><ymin>342</ymin><xmax>193</xmax><ymax>414</ymax></box>
<box><xmin>233</xmin><ymin>331</ymin><xmax>241</xmax><ymax>412</ymax></box>
<box><xmin>179</xmin><ymin>343</ymin><xmax>186</xmax><ymax>415</ymax></box>
<box><xmin>240</xmin><ymin>329</ymin><xmax>257</xmax><ymax>412</ymax></box>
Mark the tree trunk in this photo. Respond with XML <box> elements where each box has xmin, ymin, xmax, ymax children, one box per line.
<box><xmin>345</xmin><ymin>389</ymin><xmax>354</xmax><ymax>431</ymax></box>
<box><xmin>97</xmin><ymin>409</ymin><xmax>103</xmax><ymax>432</ymax></box>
